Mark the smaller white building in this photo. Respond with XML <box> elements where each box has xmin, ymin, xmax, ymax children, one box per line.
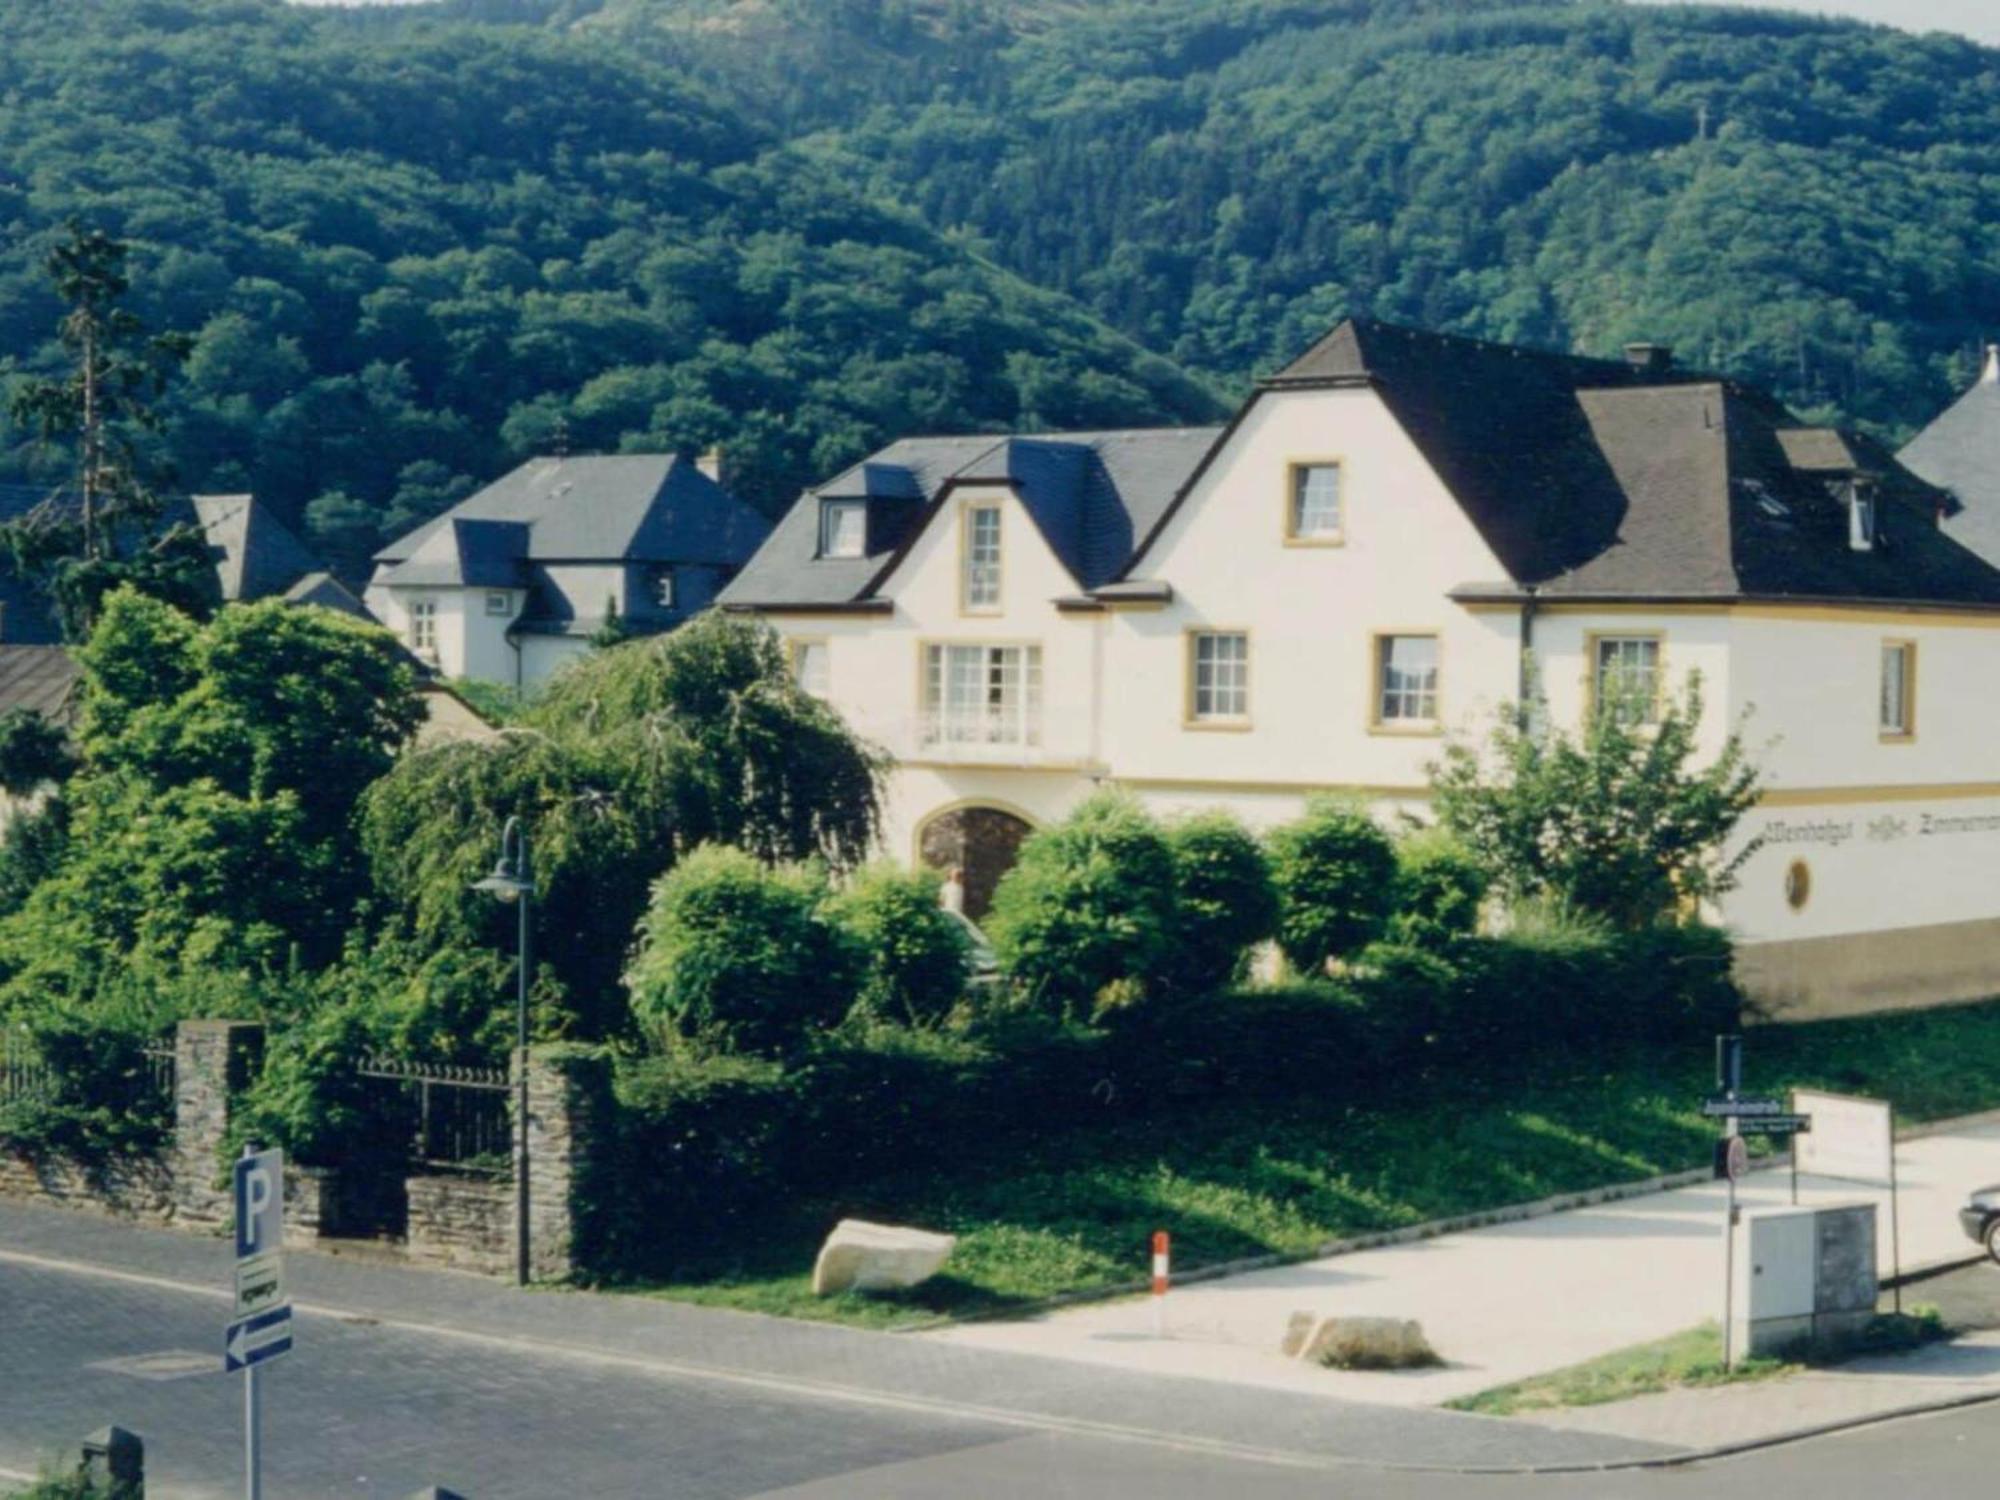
<box><xmin>367</xmin><ymin>455</ymin><xmax>771</xmax><ymax>687</ymax></box>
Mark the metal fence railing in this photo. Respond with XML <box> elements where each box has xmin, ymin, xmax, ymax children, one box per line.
<box><xmin>357</xmin><ymin>1055</ymin><xmax>511</xmax><ymax>1169</ymax></box>
<box><xmin>0</xmin><ymin>1038</ymin><xmax>55</xmax><ymax>1106</ymax></box>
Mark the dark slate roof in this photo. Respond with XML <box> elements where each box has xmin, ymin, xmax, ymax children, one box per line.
<box><xmin>374</xmin><ymin>456</ymin><xmax>769</xmax><ymax>572</ymax></box>
<box><xmin>720</xmin><ymin>428</ymin><xmax>1224</xmax><ymax>608</ymax></box>
<box><xmin>1899</xmin><ymin>350</ymin><xmax>2000</xmax><ymax>569</ymax></box>
<box><xmin>190</xmin><ymin>495</ymin><xmax>323</xmax><ymax>603</ymax></box>
<box><xmin>0</xmin><ymin>486</ymin><xmax>328</xmax><ymax>642</ymax></box>
<box><xmin>1209</xmin><ymin>318</ymin><xmax>2000</xmax><ymax>608</ymax></box>
<box><xmin>0</xmin><ymin>645</ymin><xmax>81</xmax><ymax>725</ymax></box>
<box><xmin>283</xmin><ymin>570</ymin><xmax>375</xmax><ymax>620</ymax></box>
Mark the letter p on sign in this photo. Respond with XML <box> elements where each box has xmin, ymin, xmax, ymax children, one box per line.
<box><xmin>234</xmin><ymin>1147</ymin><xmax>284</xmax><ymax>1259</ymax></box>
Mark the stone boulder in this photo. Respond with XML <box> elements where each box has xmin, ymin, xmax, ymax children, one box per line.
<box><xmin>1289</xmin><ymin>1314</ymin><xmax>1441</xmax><ymax>1371</ymax></box>
<box><xmin>812</xmin><ymin>1219</ymin><xmax>956</xmax><ymax>1297</ymax></box>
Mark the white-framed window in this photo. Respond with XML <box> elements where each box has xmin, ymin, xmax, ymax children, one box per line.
<box><xmin>792</xmin><ymin>639</ymin><xmax>829</xmax><ymax>698</ymax></box>
<box><xmin>1188</xmin><ymin>631</ymin><xmax>1249</xmax><ymax>722</ymax></box>
<box><xmin>962</xmin><ymin>503</ymin><xmax>1001</xmax><ymax>611</ymax></box>
<box><xmin>408</xmin><ymin>599</ymin><xmax>438</xmax><ymax>656</ymax></box>
<box><xmin>1880</xmin><ymin>640</ymin><xmax>1915</xmax><ymax>738</ymax></box>
<box><xmin>484</xmin><ymin>591</ymin><xmax>511</xmax><ymax>617</ymax></box>
<box><xmin>1288</xmin><ymin>462</ymin><xmax>1344</xmax><ymax>542</ymax></box>
<box><xmin>1592</xmin><ymin>635</ymin><xmax>1662</xmax><ymax>726</ymax></box>
<box><xmin>1374</xmin><ymin>634</ymin><xmax>1439</xmax><ymax>726</ymax></box>
<box><xmin>654</xmin><ymin>568</ymin><xmax>677</xmax><ymax>609</ymax></box>
<box><xmin>820</xmin><ymin>498</ymin><xmax>866</xmax><ymax>558</ymax></box>
<box><xmin>922</xmin><ymin>643</ymin><xmax>1042</xmax><ymax>747</ymax></box>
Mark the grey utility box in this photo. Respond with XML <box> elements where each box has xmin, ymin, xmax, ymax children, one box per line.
<box><xmin>1730</xmin><ymin>1202</ymin><xmax>1878</xmax><ymax>1364</ymax></box>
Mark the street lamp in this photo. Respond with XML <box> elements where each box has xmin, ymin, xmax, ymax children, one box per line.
<box><xmin>472</xmin><ymin>815</ymin><xmax>534</xmax><ymax>1287</ymax></box>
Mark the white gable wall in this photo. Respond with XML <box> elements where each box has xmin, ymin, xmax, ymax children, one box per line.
<box><xmin>1102</xmin><ymin>385</ymin><xmax>1520</xmax><ymax>801</ymax></box>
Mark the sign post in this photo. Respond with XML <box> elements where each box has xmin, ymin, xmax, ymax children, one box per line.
<box><xmin>228</xmin><ymin>1145</ymin><xmax>291</xmax><ymax>1500</ymax></box>
<box><xmin>1708</xmin><ymin>1037</ymin><xmax>1813</xmax><ymax>1367</ymax></box>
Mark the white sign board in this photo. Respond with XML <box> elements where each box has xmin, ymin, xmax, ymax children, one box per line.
<box><xmin>1791</xmin><ymin>1089</ymin><xmax>1893</xmax><ymax>1184</ymax></box>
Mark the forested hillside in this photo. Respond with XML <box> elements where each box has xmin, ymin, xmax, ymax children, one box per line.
<box><xmin>495</xmin><ymin>0</ymin><xmax>2000</xmax><ymax>436</ymax></box>
<box><xmin>6</xmin><ymin>0</ymin><xmax>2000</xmax><ymax>575</ymax></box>
<box><xmin>0</xmin><ymin>0</ymin><xmax>1217</xmax><ymax>573</ymax></box>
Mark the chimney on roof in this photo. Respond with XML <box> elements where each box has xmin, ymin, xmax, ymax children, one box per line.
<box><xmin>697</xmin><ymin>447</ymin><xmax>724</xmax><ymax>486</ymax></box>
<box><xmin>1624</xmin><ymin>343</ymin><xmax>1674</xmax><ymax>378</ymax></box>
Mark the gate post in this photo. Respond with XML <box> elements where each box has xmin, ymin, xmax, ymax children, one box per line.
<box><xmin>169</xmin><ymin>1021</ymin><xmax>264</xmax><ymax>1227</ymax></box>
<box><xmin>519</xmin><ymin>1046</ymin><xmax>611</xmax><ymax>1282</ymax></box>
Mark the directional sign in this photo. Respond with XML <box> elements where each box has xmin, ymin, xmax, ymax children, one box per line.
<box><xmin>1701</xmin><ymin>1096</ymin><xmax>1788</xmax><ymax>1118</ymax></box>
<box><xmin>224</xmin><ymin>1306</ymin><xmax>293</xmax><ymax>1373</ymax></box>
<box><xmin>1734</xmin><ymin>1113</ymin><xmax>1812</xmax><ymax>1137</ymax></box>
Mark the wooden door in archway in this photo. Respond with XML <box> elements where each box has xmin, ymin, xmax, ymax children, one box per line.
<box><xmin>918</xmin><ymin>806</ymin><xmax>1032</xmax><ymax>923</ymax></box>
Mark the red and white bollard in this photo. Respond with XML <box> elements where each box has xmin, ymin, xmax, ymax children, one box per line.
<box><xmin>1151</xmin><ymin>1230</ymin><xmax>1170</xmax><ymax>1339</ymax></box>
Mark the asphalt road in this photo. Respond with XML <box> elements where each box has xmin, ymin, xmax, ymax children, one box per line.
<box><xmin>10</xmin><ymin>1202</ymin><xmax>2000</xmax><ymax>1499</ymax></box>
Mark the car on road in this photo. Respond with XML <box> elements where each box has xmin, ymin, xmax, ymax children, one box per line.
<box><xmin>1959</xmin><ymin>1185</ymin><xmax>2000</xmax><ymax>1261</ymax></box>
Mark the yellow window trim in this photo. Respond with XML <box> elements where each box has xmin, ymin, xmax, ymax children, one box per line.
<box><xmin>1879</xmin><ymin>637</ymin><xmax>1917</xmax><ymax>743</ymax></box>
<box><xmin>1282</xmin><ymin>458</ymin><xmax>1347</xmax><ymax>547</ymax></box>
<box><xmin>1368</xmin><ymin>630</ymin><xmax>1443</xmax><ymax>738</ymax></box>
<box><xmin>1583</xmin><ymin>629</ymin><xmax>1667</xmax><ymax>724</ymax></box>
<box><xmin>1183</xmin><ymin>626</ymin><xmax>1253</xmax><ymax>730</ymax></box>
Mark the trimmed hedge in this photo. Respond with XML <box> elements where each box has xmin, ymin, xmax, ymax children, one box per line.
<box><xmin>596</xmin><ymin>922</ymin><xmax>1740</xmax><ymax>1277</ymax></box>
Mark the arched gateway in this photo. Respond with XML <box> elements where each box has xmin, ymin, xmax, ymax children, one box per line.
<box><xmin>916</xmin><ymin>805</ymin><xmax>1034</xmax><ymax>922</ymax></box>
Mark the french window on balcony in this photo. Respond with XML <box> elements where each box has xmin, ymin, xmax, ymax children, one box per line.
<box><xmin>922</xmin><ymin>642</ymin><xmax>1042</xmax><ymax>749</ymax></box>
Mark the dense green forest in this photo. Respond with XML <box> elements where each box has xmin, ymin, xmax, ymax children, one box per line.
<box><xmin>0</xmin><ymin>0</ymin><xmax>1217</xmax><ymax>572</ymax></box>
<box><xmin>5</xmin><ymin>0</ymin><xmax>2000</xmax><ymax>571</ymax></box>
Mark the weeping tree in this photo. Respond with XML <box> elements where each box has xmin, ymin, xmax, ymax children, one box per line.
<box><xmin>360</xmin><ymin>612</ymin><xmax>885</xmax><ymax>1040</ymax></box>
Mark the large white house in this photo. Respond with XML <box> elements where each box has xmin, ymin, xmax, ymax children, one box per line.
<box><xmin>368</xmin><ymin>454</ymin><xmax>770</xmax><ymax>687</ymax></box>
<box><xmin>722</xmin><ymin>319</ymin><xmax>2000</xmax><ymax>1019</ymax></box>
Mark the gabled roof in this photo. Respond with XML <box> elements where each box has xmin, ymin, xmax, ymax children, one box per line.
<box><xmin>719</xmin><ymin>428</ymin><xmax>1224</xmax><ymax>609</ymax></box>
<box><xmin>1236</xmin><ymin>319</ymin><xmax>2000</xmax><ymax>608</ymax></box>
<box><xmin>374</xmin><ymin>456</ymin><xmax>769</xmax><ymax>573</ymax></box>
<box><xmin>0</xmin><ymin>486</ymin><xmax>328</xmax><ymax>642</ymax></box>
<box><xmin>283</xmin><ymin>570</ymin><xmax>375</xmax><ymax>620</ymax></box>
<box><xmin>1899</xmin><ymin>349</ymin><xmax>2000</xmax><ymax>569</ymax></box>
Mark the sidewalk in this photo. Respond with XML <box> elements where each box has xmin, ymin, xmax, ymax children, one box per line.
<box><xmin>924</xmin><ymin>1120</ymin><xmax>2000</xmax><ymax>1408</ymax></box>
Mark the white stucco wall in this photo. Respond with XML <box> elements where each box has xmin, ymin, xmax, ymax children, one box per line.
<box><xmin>365</xmin><ymin>584</ymin><xmax>524</xmax><ymax>682</ymax></box>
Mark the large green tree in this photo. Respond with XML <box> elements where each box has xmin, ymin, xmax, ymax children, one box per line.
<box><xmin>359</xmin><ymin>612</ymin><xmax>884</xmax><ymax>1039</ymax></box>
<box><xmin>0</xmin><ymin>589</ymin><xmax>423</xmax><ymax>1018</ymax></box>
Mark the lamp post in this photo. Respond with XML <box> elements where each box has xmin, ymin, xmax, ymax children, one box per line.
<box><xmin>472</xmin><ymin>816</ymin><xmax>534</xmax><ymax>1286</ymax></box>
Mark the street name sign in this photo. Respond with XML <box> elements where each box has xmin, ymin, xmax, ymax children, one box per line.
<box><xmin>1701</xmin><ymin>1096</ymin><xmax>1787</xmax><ymax>1118</ymax></box>
<box><xmin>1734</xmin><ymin>1113</ymin><xmax>1812</xmax><ymax>1138</ymax></box>
<box><xmin>224</xmin><ymin>1306</ymin><xmax>293</xmax><ymax>1373</ymax></box>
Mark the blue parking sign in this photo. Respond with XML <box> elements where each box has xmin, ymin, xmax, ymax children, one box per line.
<box><xmin>234</xmin><ymin>1147</ymin><xmax>283</xmax><ymax>1260</ymax></box>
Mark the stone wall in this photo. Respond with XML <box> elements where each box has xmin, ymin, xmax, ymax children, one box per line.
<box><xmin>406</xmin><ymin>1169</ymin><xmax>513</xmax><ymax>1275</ymax></box>
<box><xmin>0</xmin><ymin>1148</ymin><xmax>173</xmax><ymax>1219</ymax></box>
<box><xmin>168</xmin><ymin>1020</ymin><xmax>265</xmax><ymax>1228</ymax></box>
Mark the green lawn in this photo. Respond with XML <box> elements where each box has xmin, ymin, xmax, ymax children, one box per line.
<box><xmin>1449</xmin><ymin>1309</ymin><xmax>1948</xmax><ymax>1416</ymax></box>
<box><xmin>615</xmin><ymin>999</ymin><xmax>2000</xmax><ymax>1329</ymax></box>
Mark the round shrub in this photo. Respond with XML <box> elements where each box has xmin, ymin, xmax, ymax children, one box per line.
<box><xmin>985</xmin><ymin>790</ymin><xmax>1179</xmax><ymax>1017</ymax></box>
<box><xmin>1388</xmin><ymin>827</ymin><xmax>1490</xmax><ymax>945</ymax></box>
<box><xmin>1265</xmin><ymin>799</ymin><xmax>1397</xmax><ymax>975</ymax></box>
<box><xmin>1164</xmin><ymin>811</ymin><xmax>1279</xmax><ymax>993</ymax></box>
<box><xmin>823</xmin><ymin>862</ymin><xmax>970</xmax><ymax>1026</ymax></box>
<box><xmin>626</xmin><ymin>844</ymin><xmax>857</xmax><ymax>1054</ymax></box>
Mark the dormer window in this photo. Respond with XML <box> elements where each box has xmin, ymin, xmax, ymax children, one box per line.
<box><xmin>819</xmin><ymin>499</ymin><xmax>866</xmax><ymax>559</ymax></box>
<box><xmin>1849</xmin><ymin>482</ymin><xmax>1878</xmax><ymax>552</ymax></box>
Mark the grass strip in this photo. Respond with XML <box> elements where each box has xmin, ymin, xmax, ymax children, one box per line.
<box><xmin>616</xmin><ymin>998</ymin><xmax>2000</xmax><ymax>1327</ymax></box>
